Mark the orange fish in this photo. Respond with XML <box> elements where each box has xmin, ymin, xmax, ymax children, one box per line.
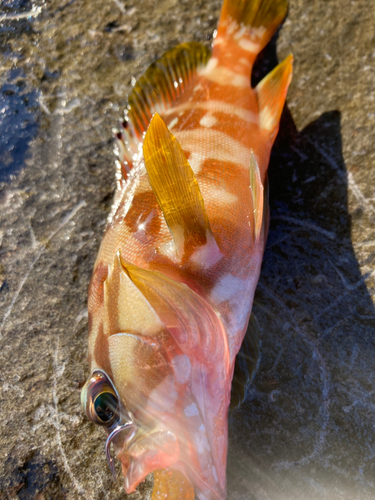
<box><xmin>81</xmin><ymin>0</ymin><xmax>293</xmax><ymax>498</ymax></box>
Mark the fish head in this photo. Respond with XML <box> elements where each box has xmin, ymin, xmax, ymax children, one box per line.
<box><xmin>81</xmin><ymin>251</ymin><xmax>231</xmax><ymax>500</ymax></box>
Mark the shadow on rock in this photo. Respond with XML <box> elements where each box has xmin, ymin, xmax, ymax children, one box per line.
<box><xmin>0</xmin><ymin>68</ymin><xmax>40</xmax><ymax>183</ymax></box>
<box><xmin>0</xmin><ymin>450</ymin><xmax>63</xmax><ymax>500</ymax></box>
<box><xmin>227</xmin><ymin>35</ymin><xmax>375</xmax><ymax>500</ymax></box>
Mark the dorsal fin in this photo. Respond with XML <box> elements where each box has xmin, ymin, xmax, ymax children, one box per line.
<box><xmin>249</xmin><ymin>150</ymin><xmax>264</xmax><ymax>242</ymax></box>
<box><xmin>114</xmin><ymin>119</ymin><xmax>140</xmax><ymax>179</ymax></box>
<box><xmin>103</xmin><ymin>250</ymin><xmax>163</xmax><ymax>336</ymax></box>
<box><xmin>127</xmin><ymin>42</ymin><xmax>211</xmax><ymax>138</ymax></box>
<box><xmin>143</xmin><ymin>113</ymin><xmax>218</xmax><ymax>258</ymax></box>
<box><xmin>256</xmin><ymin>54</ymin><xmax>293</xmax><ymax>140</ymax></box>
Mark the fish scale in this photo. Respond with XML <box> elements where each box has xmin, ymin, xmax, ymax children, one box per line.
<box><xmin>81</xmin><ymin>0</ymin><xmax>293</xmax><ymax>498</ymax></box>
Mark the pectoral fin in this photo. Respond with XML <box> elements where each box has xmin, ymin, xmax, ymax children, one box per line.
<box><xmin>103</xmin><ymin>251</ymin><xmax>163</xmax><ymax>336</ymax></box>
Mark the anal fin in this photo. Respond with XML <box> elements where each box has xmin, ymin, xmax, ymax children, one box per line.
<box><xmin>256</xmin><ymin>54</ymin><xmax>293</xmax><ymax>141</ymax></box>
<box><xmin>143</xmin><ymin>113</ymin><xmax>217</xmax><ymax>258</ymax></box>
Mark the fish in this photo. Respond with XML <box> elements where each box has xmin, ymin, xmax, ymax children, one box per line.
<box><xmin>80</xmin><ymin>0</ymin><xmax>293</xmax><ymax>498</ymax></box>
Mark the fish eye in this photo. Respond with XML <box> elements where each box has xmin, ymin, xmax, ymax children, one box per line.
<box><xmin>82</xmin><ymin>371</ymin><xmax>120</xmax><ymax>427</ymax></box>
<box><xmin>94</xmin><ymin>392</ymin><xmax>118</xmax><ymax>423</ymax></box>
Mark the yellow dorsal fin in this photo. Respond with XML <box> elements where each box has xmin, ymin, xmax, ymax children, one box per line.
<box><xmin>143</xmin><ymin>113</ymin><xmax>217</xmax><ymax>257</ymax></box>
<box><xmin>249</xmin><ymin>150</ymin><xmax>264</xmax><ymax>242</ymax></box>
<box><xmin>103</xmin><ymin>251</ymin><xmax>163</xmax><ymax>336</ymax></box>
<box><xmin>256</xmin><ymin>54</ymin><xmax>293</xmax><ymax>140</ymax></box>
<box><xmin>127</xmin><ymin>42</ymin><xmax>211</xmax><ymax>137</ymax></box>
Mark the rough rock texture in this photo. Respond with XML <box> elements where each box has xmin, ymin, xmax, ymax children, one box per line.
<box><xmin>0</xmin><ymin>0</ymin><xmax>374</xmax><ymax>499</ymax></box>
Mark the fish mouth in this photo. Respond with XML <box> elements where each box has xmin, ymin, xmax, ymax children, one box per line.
<box><xmin>105</xmin><ymin>422</ymin><xmax>138</xmax><ymax>479</ymax></box>
<box><xmin>116</xmin><ymin>428</ymin><xmax>180</xmax><ymax>493</ymax></box>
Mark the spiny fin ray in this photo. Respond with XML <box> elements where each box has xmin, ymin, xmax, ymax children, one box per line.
<box><xmin>127</xmin><ymin>42</ymin><xmax>211</xmax><ymax>137</ymax></box>
<box><xmin>143</xmin><ymin>113</ymin><xmax>216</xmax><ymax>257</ymax></box>
<box><xmin>256</xmin><ymin>54</ymin><xmax>293</xmax><ymax>139</ymax></box>
<box><xmin>249</xmin><ymin>151</ymin><xmax>264</xmax><ymax>242</ymax></box>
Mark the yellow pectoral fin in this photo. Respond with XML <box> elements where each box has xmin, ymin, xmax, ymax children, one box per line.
<box><xmin>256</xmin><ymin>54</ymin><xmax>293</xmax><ymax>140</ymax></box>
<box><xmin>143</xmin><ymin>113</ymin><xmax>216</xmax><ymax>257</ymax></box>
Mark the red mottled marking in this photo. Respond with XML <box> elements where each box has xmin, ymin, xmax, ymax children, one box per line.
<box><xmin>147</xmin><ymin>257</ymin><xmax>218</xmax><ymax>296</ymax></box>
<box><xmin>125</xmin><ymin>191</ymin><xmax>162</xmax><ymax>241</ymax></box>
<box><xmin>209</xmin><ymin>110</ymin><xmax>260</xmax><ymax>143</ymax></box>
<box><xmin>88</xmin><ymin>262</ymin><xmax>108</xmax><ymax>307</ymax></box>
<box><xmin>94</xmin><ymin>323</ymin><xmax>114</xmax><ymax>380</ymax></box>
<box><xmin>196</xmin><ymin>158</ymin><xmax>244</xmax><ymax>191</ymax></box>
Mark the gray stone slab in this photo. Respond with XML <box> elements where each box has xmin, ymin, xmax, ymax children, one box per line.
<box><xmin>0</xmin><ymin>0</ymin><xmax>374</xmax><ymax>499</ymax></box>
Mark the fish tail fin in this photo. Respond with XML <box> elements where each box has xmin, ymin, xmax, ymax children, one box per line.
<box><xmin>214</xmin><ymin>0</ymin><xmax>288</xmax><ymax>59</ymax></box>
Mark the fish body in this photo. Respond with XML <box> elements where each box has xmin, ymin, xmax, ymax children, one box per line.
<box><xmin>81</xmin><ymin>0</ymin><xmax>293</xmax><ymax>499</ymax></box>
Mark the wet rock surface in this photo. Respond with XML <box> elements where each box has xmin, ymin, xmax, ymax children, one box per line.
<box><xmin>0</xmin><ymin>0</ymin><xmax>374</xmax><ymax>499</ymax></box>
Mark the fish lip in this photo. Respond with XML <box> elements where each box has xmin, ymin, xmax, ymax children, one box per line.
<box><xmin>116</xmin><ymin>428</ymin><xmax>180</xmax><ymax>493</ymax></box>
<box><xmin>105</xmin><ymin>422</ymin><xmax>138</xmax><ymax>479</ymax></box>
